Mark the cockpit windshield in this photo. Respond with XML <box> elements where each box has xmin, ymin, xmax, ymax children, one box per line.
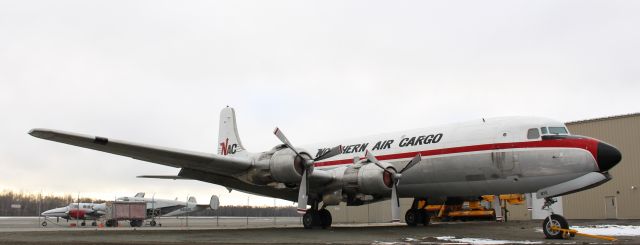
<box><xmin>548</xmin><ymin>127</ymin><xmax>568</xmax><ymax>135</ymax></box>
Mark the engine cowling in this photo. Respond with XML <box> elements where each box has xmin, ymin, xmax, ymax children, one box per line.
<box><xmin>342</xmin><ymin>163</ymin><xmax>394</xmax><ymax>196</ymax></box>
<box><xmin>269</xmin><ymin>148</ymin><xmax>307</xmax><ymax>183</ymax></box>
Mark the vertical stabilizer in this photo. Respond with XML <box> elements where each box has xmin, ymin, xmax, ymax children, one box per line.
<box><xmin>134</xmin><ymin>192</ymin><xmax>145</xmax><ymax>198</ymax></box>
<box><xmin>218</xmin><ymin>107</ymin><xmax>247</xmax><ymax>156</ymax></box>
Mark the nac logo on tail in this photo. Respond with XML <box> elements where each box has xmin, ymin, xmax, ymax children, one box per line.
<box><xmin>219</xmin><ymin>138</ymin><xmax>238</xmax><ymax>155</ymax></box>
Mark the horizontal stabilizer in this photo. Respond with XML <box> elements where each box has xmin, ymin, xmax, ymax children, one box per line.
<box><xmin>137</xmin><ymin>175</ymin><xmax>190</xmax><ymax>180</ymax></box>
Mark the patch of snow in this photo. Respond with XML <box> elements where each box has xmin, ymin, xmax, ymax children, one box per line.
<box><xmin>434</xmin><ymin>236</ymin><xmax>543</xmax><ymax>244</ymax></box>
<box><xmin>403</xmin><ymin>237</ymin><xmax>418</xmax><ymax>242</ymax></box>
<box><xmin>571</xmin><ymin>225</ymin><xmax>640</xmax><ymax>236</ymax></box>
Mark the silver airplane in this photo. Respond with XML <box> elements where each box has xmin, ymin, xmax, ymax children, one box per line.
<box><xmin>30</xmin><ymin>107</ymin><xmax>621</xmax><ymax>239</ymax></box>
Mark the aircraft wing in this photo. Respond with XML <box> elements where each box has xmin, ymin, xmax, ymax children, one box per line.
<box><xmin>29</xmin><ymin>128</ymin><xmax>252</xmax><ymax>175</ymax></box>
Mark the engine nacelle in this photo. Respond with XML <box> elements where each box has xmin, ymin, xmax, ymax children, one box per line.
<box><xmin>269</xmin><ymin>148</ymin><xmax>306</xmax><ymax>183</ymax></box>
<box><xmin>342</xmin><ymin>163</ymin><xmax>394</xmax><ymax>196</ymax></box>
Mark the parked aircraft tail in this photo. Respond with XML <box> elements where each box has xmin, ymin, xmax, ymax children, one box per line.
<box><xmin>218</xmin><ymin>107</ymin><xmax>247</xmax><ymax>156</ymax></box>
<box><xmin>134</xmin><ymin>192</ymin><xmax>145</xmax><ymax>198</ymax></box>
<box><xmin>188</xmin><ymin>196</ymin><xmax>196</xmax><ymax>203</ymax></box>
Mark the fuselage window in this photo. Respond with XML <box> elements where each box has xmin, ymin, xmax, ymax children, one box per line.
<box><xmin>527</xmin><ymin>128</ymin><xmax>540</xmax><ymax>139</ymax></box>
<box><xmin>548</xmin><ymin>127</ymin><xmax>568</xmax><ymax>135</ymax></box>
<box><xmin>540</xmin><ymin>127</ymin><xmax>548</xmax><ymax>134</ymax></box>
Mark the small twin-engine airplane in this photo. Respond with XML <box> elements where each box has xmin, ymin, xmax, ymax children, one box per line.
<box><xmin>30</xmin><ymin>107</ymin><xmax>621</xmax><ymax>239</ymax></box>
<box><xmin>41</xmin><ymin>192</ymin><xmax>217</xmax><ymax>227</ymax></box>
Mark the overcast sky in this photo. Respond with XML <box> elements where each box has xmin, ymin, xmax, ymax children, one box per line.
<box><xmin>1</xmin><ymin>0</ymin><xmax>638</xmax><ymax>207</ymax></box>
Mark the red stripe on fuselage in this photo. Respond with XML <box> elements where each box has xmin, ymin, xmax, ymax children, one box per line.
<box><xmin>314</xmin><ymin>137</ymin><xmax>599</xmax><ymax>167</ymax></box>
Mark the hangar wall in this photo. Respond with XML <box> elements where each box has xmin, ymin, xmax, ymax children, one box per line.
<box><xmin>329</xmin><ymin>113</ymin><xmax>639</xmax><ymax>223</ymax></box>
<box><xmin>561</xmin><ymin>113</ymin><xmax>640</xmax><ymax>219</ymax></box>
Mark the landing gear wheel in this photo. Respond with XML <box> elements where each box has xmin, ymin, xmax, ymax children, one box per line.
<box><xmin>319</xmin><ymin>209</ymin><xmax>332</xmax><ymax>229</ymax></box>
<box><xmin>418</xmin><ymin>209</ymin><xmax>430</xmax><ymax>226</ymax></box>
<box><xmin>41</xmin><ymin>221</ymin><xmax>47</xmax><ymax>227</ymax></box>
<box><xmin>405</xmin><ymin>209</ymin><xmax>418</xmax><ymax>227</ymax></box>
<box><xmin>150</xmin><ymin>220</ymin><xmax>157</xmax><ymax>227</ymax></box>
<box><xmin>81</xmin><ymin>221</ymin><xmax>86</xmax><ymax>226</ymax></box>
<box><xmin>543</xmin><ymin>214</ymin><xmax>569</xmax><ymax>239</ymax></box>
<box><xmin>105</xmin><ymin>220</ymin><xmax>115</xmax><ymax>227</ymax></box>
<box><xmin>302</xmin><ymin>211</ymin><xmax>316</xmax><ymax>229</ymax></box>
<box><xmin>91</xmin><ymin>221</ymin><xmax>97</xmax><ymax>226</ymax></box>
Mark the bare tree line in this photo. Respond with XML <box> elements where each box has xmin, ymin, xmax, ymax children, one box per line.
<box><xmin>0</xmin><ymin>191</ymin><xmax>299</xmax><ymax>217</ymax></box>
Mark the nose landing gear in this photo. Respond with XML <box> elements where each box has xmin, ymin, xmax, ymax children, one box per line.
<box><xmin>541</xmin><ymin>197</ymin><xmax>570</xmax><ymax>239</ymax></box>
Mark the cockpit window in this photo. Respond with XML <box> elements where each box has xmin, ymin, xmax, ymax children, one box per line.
<box><xmin>548</xmin><ymin>127</ymin><xmax>568</xmax><ymax>135</ymax></box>
<box><xmin>540</xmin><ymin>127</ymin><xmax>548</xmax><ymax>134</ymax></box>
<box><xmin>527</xmin><ymin>128</ymin><xmax>540</xmax><ymax>139</ymax></box>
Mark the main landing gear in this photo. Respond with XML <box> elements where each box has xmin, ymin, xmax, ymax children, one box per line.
<box><xmin>302</xmin><ymin>201</ymin><xmax>332</xmax><ymax>229</ymax></box>
<box><xmin>541</xmin><ymin>197</ymin><xmax>570</xmax><ymax>239</ymax></box>
<box><xmin>405</xmin><ymin>198</ymin><xmax>430</xmax><ymax>226</ymax></box>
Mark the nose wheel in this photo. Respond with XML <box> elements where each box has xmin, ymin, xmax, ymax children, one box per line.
<box><xmin>541</xmin><ymin>197</ymin><xmax>571</xmax><ymax>239</ymax></box>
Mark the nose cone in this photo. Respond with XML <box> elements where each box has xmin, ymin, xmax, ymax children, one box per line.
<box><xmin>597</xmin><ymin>142</ymin><xmax>622</xmax><ymax>172</ymax></box>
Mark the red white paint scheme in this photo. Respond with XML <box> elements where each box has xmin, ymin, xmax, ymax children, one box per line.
<box><xmin>29</xmin><ymin>107</ymin><xmax>621</xmax><ymax>238</ymax></box>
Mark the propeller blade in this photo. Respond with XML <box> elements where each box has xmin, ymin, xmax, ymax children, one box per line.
<box><xmin>400</xmin><ymin>154</ymin><xmax>422</xmax><ymax>173</ymax></box>
<box><xmin>296</xmin><ymin>170</ymin><xmax>308</xmax><ymax>214</ymax></box>
<box><xmin>391</xmin><ymin>183</ymin><xmax>400</xmax><ymax>222</ymax></box>
<box><xmin>365</xmin><ymin>150</ymin><xmax>387</xmax><ymax>171</ymax></box>
<box><xmin>273</xmin><ymin>127</ymin><xmax>300</xmax><ymax>156</ymax></box>
<box><xmin>315</xmin><ymin>145</ymin><xmax>343</xmax><ymax>161</ymax></box>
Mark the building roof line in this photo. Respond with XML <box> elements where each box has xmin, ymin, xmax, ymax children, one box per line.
<box><xmin>566</xmin><ymin>112</ymin><xmax>640</xmax><ymax>125</ymax></box>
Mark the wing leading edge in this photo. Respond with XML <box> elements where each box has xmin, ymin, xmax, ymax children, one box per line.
<box><xmin>29</xmin><ymin>128</ymin><xmax>252</xmax><ymax>175</ymax></box>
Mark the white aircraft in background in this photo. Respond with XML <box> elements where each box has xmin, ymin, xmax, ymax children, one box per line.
<box><xmin>40</xmin><ymin>202</ymin><xmax>106</xmax><ymax>226</ymax></box>
<box><xmin>118</xmin><ymin>192</ymin><xmax>216</xmax><ymax>226</ymax></box>
<box><xmin>30</xmin><ymin>107</ymin><xmax>621</xmax><ymax>239</ymax></box>
<box><xmin>41</xmin><ymin>192</ymin><xmax>218</xmax><ymax>227</ymax></box>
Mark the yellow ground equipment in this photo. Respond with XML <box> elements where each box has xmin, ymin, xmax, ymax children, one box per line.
<box><xmin>550</xmin><ymin>225</ymin><xmax>618</xmax><ymax>241</ymax></box>
<box><xmin>424</xmin><ymin>194</ymin><xmax>525</xmax><ymax>221</ymax></box>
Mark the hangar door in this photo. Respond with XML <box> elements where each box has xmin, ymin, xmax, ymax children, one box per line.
<box><xmin>604</xmin><ymin>196</ymin><xmax>617</xmax><ymax>219</ymax></box>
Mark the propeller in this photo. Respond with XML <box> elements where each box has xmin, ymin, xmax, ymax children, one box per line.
<box><xmin>273</xmin><ymin>127</ymin><xmax>343</xmax><ymax>213</ymax></box>
<box><xmin>365</xmin><ymin>150</ymin><xmax>422</xmax><ymax>222</ymax></box>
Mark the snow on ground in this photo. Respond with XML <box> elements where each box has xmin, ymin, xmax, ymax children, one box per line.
<box><xmin>434</xmin><ymin>236</ymin><xmax>543</xmax><ymax>244</ymax></box>
<box><xmin>570</xmin><ymin>225</ymin><xmax>640</xmax><ymax>236</ymax></box>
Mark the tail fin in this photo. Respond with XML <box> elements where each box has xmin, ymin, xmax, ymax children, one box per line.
<box><xmin>134</xmin><ymin>192</ymin><xmax>145</xmax><ymax>198</ymax></box>
<box><xmin>218</xmin><ymin>107</ymin><xmax>247</xmax><ymax>156</ymax></box>
<box><xmin>188</xmin><ymin>196</ymin><xmax>196</xmax><ymax>203</ymax></box>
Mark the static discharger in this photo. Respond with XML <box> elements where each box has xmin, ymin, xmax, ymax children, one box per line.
<box><xmin>550</xmin><ymin>225</ymin><xmax>618</xmax><ymax>241</ymax></box>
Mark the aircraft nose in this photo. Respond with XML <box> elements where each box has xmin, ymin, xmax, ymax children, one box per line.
<box><xmin>597</xmin><ymin>142</ymin><xmax>622</xmax><ymax>172</ymax></box>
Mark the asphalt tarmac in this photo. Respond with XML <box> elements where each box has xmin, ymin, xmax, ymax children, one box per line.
<box><xmin>0</xmin><ymin>217</ymin><xmax>638</xmax><ymax>244</ymax></box>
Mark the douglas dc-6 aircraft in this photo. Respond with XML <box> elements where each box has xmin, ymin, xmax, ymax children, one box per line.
<box><xmin>30</xmin><ymin>107</ymin><xmax>621</xmax><ymax>239</ymax></box>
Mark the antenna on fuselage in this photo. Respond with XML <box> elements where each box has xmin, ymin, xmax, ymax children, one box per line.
<box><xmin>482</xmin><ymin>118</ymin><xmax>486</xmax><ymax>123</ymax></box>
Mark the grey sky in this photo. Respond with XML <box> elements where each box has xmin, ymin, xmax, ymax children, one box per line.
<box><xmin>1</xmin><ymin>0</ymin><xmax>638</xmax><ymax>206</ymax></box>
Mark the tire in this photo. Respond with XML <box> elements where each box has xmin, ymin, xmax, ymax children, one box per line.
<box><xmin>91</xmin><ymin>221</ymin><xmax>97</xmax><ymax>226</ymax></box>
<box><xmin>405</xmin><ymin>209</ymin><xmax>418</xmax><ymax>227</ymax></box>
<box><xmin>41</xmin><ymin>221</ymin><xmax>47</xmax><ymax>227</ymax></box>
<box><xmin>543</xmin><ymin>214</ymin><xmax>569</xmax><ymax>239</ymax></box>
<box><xmin>302</xmin><ymin>212</ymin><xmax>315</xmax><ymax>229</ymax></box>
<box><xmin>319</xmin><ymin>209</ymin><xmax>332</xmax><ymax>229</ymax></box>
<box><xmin>418</xmin><ymin>209</ymin><xmax>430</xmax><ymax>226</ymax></box>
<box><xmin>81</xmin><ymin>221</ymin><xmax>86</xmax><ymax>226</ymax></box>
<box><xmin>150</xmin><ymin>220</ymin><xmax>157</xmax><ymax>227</ymax></box>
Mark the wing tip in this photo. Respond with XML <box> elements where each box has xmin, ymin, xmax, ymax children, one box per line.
<box><xmin>28</xmin><ymin>128</ymin><xmax>54</xmax><ymax>139</ymax></box>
